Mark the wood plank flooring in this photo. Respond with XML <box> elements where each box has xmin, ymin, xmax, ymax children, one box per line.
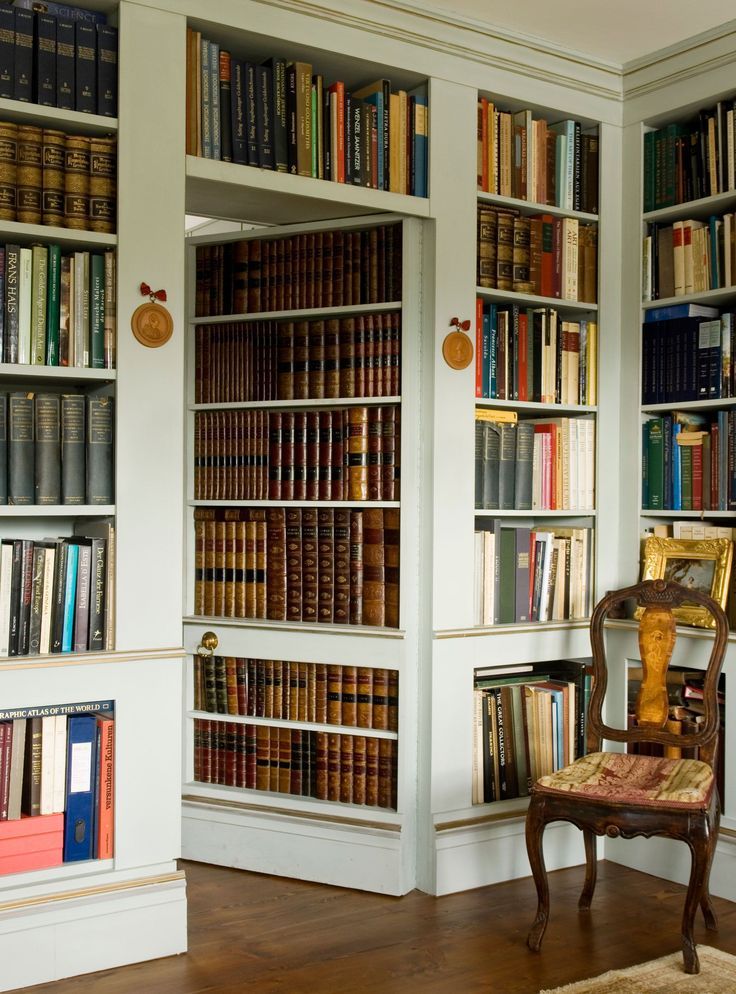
<box><xmin>25</xmin><ymin>859</ymin><xmax>736</xmax><ymax>994</ymax></box>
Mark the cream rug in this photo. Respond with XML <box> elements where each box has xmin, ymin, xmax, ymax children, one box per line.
<box><xmin>539</xmin><ymin>946</ymin><xmax>736</xmax><ymax>994</ymax></box>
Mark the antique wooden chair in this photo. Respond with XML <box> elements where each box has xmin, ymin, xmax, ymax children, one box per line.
<box><xmin>525</xmin><ymin>578</ymin><xmax>729</xmax><ymax>974</ymax></box>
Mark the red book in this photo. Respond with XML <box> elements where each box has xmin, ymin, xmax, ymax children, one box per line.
<box><xmin>518</xmin><ymin>312</ymin><xmax>529</xmax><ymax>402</ymax></box>
<box><xmin>692</xmin><ymin>444</ymin><xmax>703</xmax><ymax>511</ymax></box>
<box><xmin>327</xmin><ymin>81</ymin><xmax>346</xmax><ymax>184</ymax></box>
<box><xmin>552</xmin><ymin>218</ymin><xmax>562</xmax><ymax>298</ymax></box>
<box><xmin>475</xmin><ymin>296</ymin><xmax>484</xmax><ymax>397</ymax></box>
<box><xmin>0</xmin><ymin>812</ymin><xmax>63</xmax><ymax>842</ymax></box>
<box><xmin>96</xmin><ymin>715</ymin><xmax>114</xmax><ymax>859</ymax></box>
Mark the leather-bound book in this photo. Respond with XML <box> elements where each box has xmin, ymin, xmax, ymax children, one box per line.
<box><xmin>194</xmin><ymin>517</ymin><xmax>205</xmax><ymax>614</ymax></box>
<box><xmin>327</xmin><ymin>664</ymin><xmax>342</xmax><ymax>725</ymax></box>
<box><xmin>388</xmin><ymin>669</ymin><xmax>399</xmax><ymax>731</ymax></box>
<box><xmin>324</xmin><ymin>318</ymin><xmax>340</xmax><ymax>398</ymax></box>
<box><xmin>236</xmin><ymin>658</ymin><xmax>247</xmax><ymax>715</ymax></box>
<box><xmin>234</xmin><ymin>518</ymin><xmax>246</xmax><ymax>617</ymax></box>
<box><xmin>214</xmin><ymin>519</ymin><xmax>226</xmax><ymax>616</ymax></box>
<box><xmin>357</xmin><ymin>667</ymin><xmax>373</xmax><ymax>728</ymax></box>
<box><xmin>268</xmin><ymin>411</ymin><xmax>282</xmax><ymax>500</ymax></box>
<box><xmin>214</xmin><ymin>656</ymin><xmax>227</xmax><ymax>713</ymax></box>
<box><xmin>301</xmin><ymin>507</ymin><xmax>318</xmax><ymax>622</ymax></box>
<box><xmin>311</xmin><ymin>231</ymin><xmax>323</xmax><ymax>308</ymax></box>
<box><xmin>305</xmin><ymin>411</ymin><xmax>319</xmax><ymax>500</ymax></box>
<box><xmin>298</xmin><ymin>233</ymin><xmax>309</xmax><ymax>309</ymax></box>
<box><xmin>292</xmin><ymin>411</ymin><xmax>307</xmax><ymax>500</ymax></box>
<box><xmin>322</xmin><ymin>231</ymin><xmax>334</xmax><ymax>308</ymax></box>
<box><xmin>327</xmin><ymin>731</ymin><xmax>341</xmax><ymax>801</ymax></box>
<box><xmin>347</xmin><ymin>405</ymin><xmax>369</xmax><ymax>500</ymax></box>
<box><xmin>343</xmin><ymin>231</ymin><xmax>354</xmax><ymax>306</ymax></box>
<box><xmin>377</xmin><ymin>738</ymin><xmax>393</xmax><ymax>808</ymax></box>
<box><xmin>318</xmin><ymin>410</ymin><xmax>332</xmax><ymax>501</ymax></box>
<box><xmin>245</xmin><ymin>723</ymin><xmax>257</xmax><ymax>788</ymax></box>
<box><xmin>266</xmin><ymin>508</ymin><xmax>287</xmax><ymax>621</ymax></box>
<box><xmin>349</xmin><ymin>511</ymin><xmax>364</xmax><ymax>625</ymax></box>
<box><xmin>315</xmin><ymin>663</ymin><xmax>328</xmax><ymax>723</ymax></box>
<box><xmin>282</xmin><ymin>237</ymin><xmax>293</xmax><ymax>311</ymax></box>
<box><xmin>0</xmin><ymin>122</ymin><xmax>16</xmax><ymax>222</ymax></box>
<box><xmin>88</xmin><ymin>136</ymin><xmax>116</xmax><ymax>234</ymax></box>
<box><xmin>247</xmin><ymin>239</ymin><xmax>261</xmax><ymax>313</ymax></box>
<box><xmin>285</xmin><ymin>507</ymin><xmax>302</xmax><ymax>621</ymax></box>
<box><xmin>352</xmin><ymin>735</ymin><xmax>367</xmax><ymax>805</ymax></box>
<box><xmin>361</xmin><ymin>508</ymin><xmax>385</xmax><ymax>627</ymax></box>
<box><xmin>314</xmin><ymin>732</ymin><xmax>328</xmax><ymax>799</ymax></box>
<box><xmin>307</xmin><ymin>661</ymin><xmax>318</xmax><ymax>721</ymax></box>
<box><xmin>368</xmin><ymin>227</ymin><xmax>379</xmax><ymax>303</ymax></box>
<box><xmin>317</xmin><ymin>507</ymin><xmax>334</xmax><ymax>623</ymax></box>
<box><xmin>367</xmin><ymin>405</ymin><xmax>383</xmax><ymax>500</ymax></box>
<box><xmin>339</xmin><ymin>317</ymin><xmax>356</xmax><ymax>398</ymax></box>
<box><xmin>254</xmin><ymin>517</ymin><xmax>267</xmax><ymax>618</ymax></box>
<box><xmin>16</xmin><ymin>125</ymin><xmax>42</xmax><ymax>225</ymax></box>
<box><xmin>372</xmin><ymin>668</ymin><xmax>389</xmax><ymax>729</ymax></box>
<box><xmin>353</xmin><ymin>315</ymin><xmax>366</xmax><ymax>397</ymax></box>
<box><xmin>364</xmin><ymin>313</ymin><xmax>376</xmax><ymax>397</ymax></box>
<box><xmin>244</xmin><ymin>519</ymin><xmax>256</xmax><ymax>617</ymax></box>
<box><xmin>384</xmin><ymin>508</ymin><xmax>400</xmax><ymax>628</ymax></box>
<box><xmin>277</xmin><ymin>321</ymin><xmax>294</xmax><ymax>399</ymax></box>
<box><xmin>285</xmin><ymin>661</ymin><xmax>297</xmax><ymax>719</ymax></box>
<box><xmin>332</xmin><ymin>229</ymin><xmax>344</xmax><ymax>305</ymax></box>
<box><xmin>376</xmin><ymin>224</ymin><xmax>386</xmax><ymax>300</ymax></box>
<box><xmin>390</xmin><ymin>312</ymin><xmax>401</xmax><ymax>395</ymax></box>
<box><xmin>331</xmin><ymin>410</ymin><xmax>345</xmax><ymax>500</ymax></box>
<box><xmin>341</xmin><ymin>665</ymin><xmax>357</xmax><ymax>725</ymax></box>
<box><xmin>224</xmin><ymin>520</ymin><xmax>236</xmax><ymax>617</ymax></box>
<box><xmin>280</xmin><ymin>410</ymin><xmax>294</xmax><ymax>500</ymax></box>
<box><xmin>269</xmin><ymin>727</ymin><xmax>280</xmax><ymax>791</ymax></box>
<box><xmin>278</xmin><ymin>727</ymin><xmax>291</xmax><ymax>793</ymax></box>
<box><xmin>333</xmin><ymin>508</ymin><xmax>351</xmax><ymax>623</ymax></box>
<box><xmin>64</xmin><ymin>135</ymin><xmax>90</xmax><ymax>230</ymax></box>
<box><xmin>297</xmin><ymin>662</ymin><xmax>308</xmax><ymax>721</ymax></box>
<box><xmin>380</xmin><ymin>405</ymin><xmax>397</xmax><ymax>500</ymax></box>
<box><xmin>289</xmin><ymin>728</ymin><xmax>303</xmax><ymax>796</ymax></box>
<box><xmin>235</xmin><ymin>725</ymin><xmax>246</xmax><ymax>788</ymax></box>
<box><xmin>255</xmin><ymin>660</ymin><xmax>266</xmax><ymax>716</ymax></box>
<box><xmin>365</xmin><ymin>736</ymin><xmax>379</xmax><ymax>805</ymax></box>
<box><xmin>232</xmin><ymin>240</ymin><xmax>249</xmax><ymax>314</ymax></box>
<box><xmin>308</xmin><ymin>319</ymin><xmax>325</xmax><ymax>399</ymax></box>
<box><xmin>275</xmin><ymin>237</ymin><xmax>286</xmax><ymax>310</ymax></box>
<box><xmin>339</xmin><ymin>734</ymin><xmax>353</xmax><ymax>804</ymax></box>
<box><xmin>255</xmin><ymin>726</ymin><xmax>270</xmax><ymax>790</ymax></box>
<box><xmin>293</xmin><ymin>320</ymin><xmax>309</xmax><ymax>399</ymax></box>
<box><xmin>352</xmin><ymin>230</ymin><xmax>362</xmax><ymax>303</ymax></box>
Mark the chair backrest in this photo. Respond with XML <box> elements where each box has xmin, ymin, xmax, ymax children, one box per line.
<box><xmin>587</xmin><ymin>579</ymin><xmax>729</xmax><ymax>767</ymax></box>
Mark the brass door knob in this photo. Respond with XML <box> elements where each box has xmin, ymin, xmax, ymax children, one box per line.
<box><xmin>196</xmin><ymin>631</ymin><xmax>219</xmax><ymax>657</ymax></box>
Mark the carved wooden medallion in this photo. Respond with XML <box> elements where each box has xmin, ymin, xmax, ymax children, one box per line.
<box><xmin>442</xmin><ymin>330</ymin><xmax>473</xmax><ymax>370</ymax></box>
<box><xmin>131</xmin><ymin>301</ymin><xmax>173</xmax><ymax>348</ymax></box>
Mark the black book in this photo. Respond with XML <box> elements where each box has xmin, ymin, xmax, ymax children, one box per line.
<box><xmin>36</xmin><ymin>14</ymin><xmax>56</xmax><ymax>106</ymax></box>
<box><xmin>255</xmin><ymin>63</ymin><xmax>274</xmax><ymax>169</ymax></box>
<box><xmin>61</xmin><ymin>393</ymin><xmax>85</xmax><ymax>504</ymax></box>
<box><xmin>8</xmin><ymin>392</ymin><xmax>34</xmax><ymax>505</ymax></box>
<box><xmin>35</xmin><ymin>393</ymin><xmax>61</xmax><ymax>504</ymax></box>
<box><xmin>219</xmin><ymin>51</ymin><xmax>233</xmax><ymax>163</ymax></box>
<box><xmin>75</xmin><ymin>21</ymin><xmax>96</xmax><ymax>113</ymax></box>
<box><xmin>345</xmin><ymin>92</ymin><xmax>353</xmax><ymax>185</ymax></box>
<box><xmin>56</xmin><ymin>19</ymin><xmax>74</xmax><ymax>109</ymax></box>
<box><xmin>86</xmin><ymin>395</ymin><xmax>113</xmax><ymax>504</ymax></box>
<box><xmin>17</xmin><ymin>539</ymin><xmax>33</xmax><ymax>656</ymax></box>
<box><xmin>286</xmin><ymin>62</ymin><xmax>297</xmax><ymax>173</ymax></box>
<box><xmin>230</xmin><ymin>57</ymin><xmax>247</xmax><ymax>164</ymax></box>
<box><xmin>13</xmin><ymin>9</ymin><xmax>32</xmax><ymax>103</ymax></box>
<box><xmin>245</xmin><ymin>63</ymin><xmax>258</xmax><ymax>166</ymax></box>
<box><xmin>0</xmin><ymin>392</ymin><xmax>6</xmax><ymax>505</ymax></box>
<box><xmin>85</xmin><ymin>536</ymin><xmax>105</xmax><ymax>652</ymax></box>
<box><xmin>96</xmin><ymin>24</ymin><xmax>117</xmax><ymax>117</ymax></box>
<box><xmin>322</xmin><ymin>82</ymin><xmax>331</xmax><ymax>181</ymax></box>
<box><xmin>573</xmin><ymin>120</ymin><xmax>582</xmax><ymax>211</ymax></box>
<box><xmin>27</xmin><ymin>544</ymin><xmax>45</xmax><ymax>655</ymax></box>
<box><xmin>49</xmin><ymin>539</ymin><xmax>67</xmax><ymax>653</ymax></box>
<box><xmin>264</xmin><ymin>57</ymin><xmax>287</xmax><ymax>172</ymax></box>
<box><xmin>7</xmin><ymin>540</ymin><xmax>22</xmax><ymax>655</ymax></box>
<box><xmin>0</xmin><ymin>6</ymin><xmax>13</xmax><ymax>99</ymax></box>
<box><xmin>4</xmin><ymin>244</ymin><xmax>18</xmax><ymax>365</ymax></box>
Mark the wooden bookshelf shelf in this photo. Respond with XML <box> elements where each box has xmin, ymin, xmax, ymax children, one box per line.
<box><xmin>0</xmin><ymin>221</ymin><xmax>117</xmax><ymax>249</ymax></box>
<box><xmin>477</xmin><ymin>190</ymin><xmax>598</xmax><ymax>223</ymax></box>
<box><xmin>0</xmin><ymin>98</ymin><xmax>118</xmax><ymax>134</ymax></box>
<box><xmin>0</xmin><ymin>364</ymin><xmax>116</xmax><ymax>383</ymax></box>
<box><xmin>476</xmin><ymin>286</ymin><xmax>597</xmax><ymax>312</ymax></box>
<box><xmin>185</xmin><ymin>155</ymin><xmax>431</xmax><ymax>226</ymax></box>
<box><xmin>191</xmin><ymin>302</ymin><xmax>403</xmax><ymax>325</ymax></box>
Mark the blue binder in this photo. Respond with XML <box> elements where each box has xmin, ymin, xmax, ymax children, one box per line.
<box><xmin>63</xmin><ymin>714</ymin><xmax>98</xmax><ymax>862</ymax></box>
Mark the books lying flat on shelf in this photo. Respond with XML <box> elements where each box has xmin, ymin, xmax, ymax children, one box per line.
<box><xmin>1</xmin><ymin>392</ymin><xmax>114</xmax><ymax>505</ymax></box>
<box><xmin>475</xmin><ymin>300</ymin><xmax>597</xmax><ymax>404</ymax></box>
<box><xmin>194</xmin><ymin>404</ymin><xmax>399</xmax><ymax>502</ymax></box>
<box><xmin>194</xmin><ymin>223</ymin><xmax>402</xmax><ymax>317</ymax></box>
<box><xmin>195</xmin><ymin>313</ymin><xmax>401</xmax><ymax>403</ymax></box>
<box><xmin>0</xmin><ymin>700</ymin><xmax>114</xmax><ymax>873</ymax></box>
<box><xmin>473</xmin><ymin>521</ymin><xmax>593</xmax><ymax>625</ymax></box>
<box><xmin>0</xmin><ymin>525</ymin><xmax>114</xmax><ymax>656</ymax></box>
<box><xmin>193</xmin><ymin>656</ymin><xmax>399</xmax><ymax>732</ymax></box>
<box><xmin>641</xmin><ymin>309</ymin><xmax>731</xmax><ymax>404</ymax></box>
<box><xmin>642</xmin><ymin>411</ymin><xmax>736</xmax><ymax>511</ymax></box>
<box><xmin>186</xmin><ymin>30</ymin><xmax>428</xmax><ymax>197</ymax></box>
<box><xmin>476</xmin><ymin>100</ymin><xmax>599</xmax><ymax>214</ymax></box>
<box><xmin>472</xmin><ymin>660</ymin><xmax>590</xmax><ymax>804</ymax></box>
<box><xmin>474</xmin><ymin>413</ymin><xmax>595</xmax><ymax>511</ymax></box>
<box><xmin>477</xmin><ymin>204</ymin><xmax>597</xmax><ymax>303</ymax></box>
<box><xmin>193</xmin><ymin>505</ymin><xmax>399</xmax><ymax>628</ymax></box>
<box><xmin>644</xmin><ymin>215</ymin><xmax>736</xmax><ymax>301</ymax></box>
<box><xmin>193</xmin><ymin>717</ymin><xmax>397</xmax><ymax>808</ymax></box>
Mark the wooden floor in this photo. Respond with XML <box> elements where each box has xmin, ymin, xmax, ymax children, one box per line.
<box><xmin>26</xmin><ymin>859</ymin><xmax>736</xmax><ymax>994</ymax></box>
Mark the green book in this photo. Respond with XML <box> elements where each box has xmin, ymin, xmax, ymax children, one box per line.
<box><xmin>30</xmin><ymin>245</ymin><xmax>48</xmax><ymax>366</ymax></box>
<box><xmin>643</xmin><ymin>130</ymin><xmax>655</xmax><ymax>213</ymax></box>
<box><xmin>646</xmin><ymin>418</ymin><xmax>664</xmax><ymax>510</ymax></box>
<box><xmin>45</xmin><ymin>245</ymin><xmax>61</xmax><ymax>366</ymax></box>
<box><xmin>90</xmin><ymin>254</ymin><xmax>105</xmax><ymax>369</ymax></box>
<box><xmin>499</xmin><ymin>527</ymin><xmax>516</xmax><ymax>624</ymax></box>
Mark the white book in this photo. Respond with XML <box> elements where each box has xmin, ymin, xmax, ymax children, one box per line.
<box><xmin>39</xmin><ymin>714</ymin><xmax>56</xmax><ymax>815</ymax></box>
<box><xmin>561</xmin><ymin>218</ymin><xmax>579</xmax><ymax>300</ymax></box>
<box><xmin>585</xmin><ymin>418</ymin><xmax>596</xmax><ymax>510</ymax></box>
<box><xmin>642</xmin><ymin>235</ymin><xmax>652</xmax><ymax>302</ymax></box>
<box><xmin>39</xmin><ymin>545</ymin><xmax>56</xmax><ymax>654</ymax></box>
<box><xmin>74</xmin><ymin>252</ymin><xmax>90</xmax><ymax>368</ymax></box>
<box><xmin>536</xmin><ymin>532</ymin><xmax>554</xmax><ymax>622</ymax></box>
<box><xmin>482</xmin><ymin>530</ymin><xmax>495</xmax><ymax>625</ymax></box>
<box><xmin>473</xmin><ymin>531</ymin><xmax>483</xmax><ymax>625</ymax></box>
<box><xmin>17</xmin><ymin>247</ymin><xmax>32</xmax><ymax>364</ymax></box>
<box><xmin>52</xmin><ymin>715</ymin><xmax>68</xmax><ymax>813</ymax></box>
<box><xmin>0</xmin><ymin>542</ymin><xmax>12</xmax><ymax>655</ymax></box>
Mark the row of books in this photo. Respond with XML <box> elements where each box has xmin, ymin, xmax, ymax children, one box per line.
<box><xmin>474</xmin><ymin>301</ymin><xmax>597</xmax><ymax>405</ymax></box>
<box><xmin>186</xmin><ymin>30</ymin><xmax>428</xmax><ymax>198</ymax></box>
<box><xmin>477</xmin><ymin>205</ymin><xmax>597</xmax><ymax>303</ymax></box>
<box><xmin>0</xmin><ymin>124</ymin><xmax>115</xmax><ymax>232</ymax></box>
<box><xmin>643</xmin><ymin>101</ymin><xmax>736</xmax><ymax>211</ymax></box>
<box><xmin>0</xmin><ymin>4</ymin><xmax>116</xmax><ymax>116</ymax></box>
<box><xmin>194</xmin><ymin>224</ymin><xmax>403</xmax><ymax>317</ymax></box>
<box><xmin>0</xmin><ymin>702</ymin><xmax>114</xmax><ymax>872</ymax></box>
<box><xmin>640</xmin><ymin>306</ymin><xmax>734</xmax><ymax>404</ymax></box>
<box><xmin>644</xmin><ymin>214</ymin><xmax>736</xmax><ymax>302</ymax></box>
<box><xmin>194</xmin><ymin>405</ymin><xmax>400</xmax><ymax>503</ymax></box>
<box><xmin>193</xmin><ymin>718</ymin><xmax>398</xmax><ymax>808</ymax></box>
<box><xmin>473</xmin><ymin>523</ymin><xmax>593</xmax><ymax>626</ymax></box>
<box><xmin>194</xmin><ymin>506</ymin><xmax>399</xmax><ymax>629</ymax></box>
<box><xmin>192</xmin><ymin>656</ymin><xmax>399</xmax><ymax>732</ymax></box>
<box><xmin>642</xmin><ymin>411</ymin><xmax>736</xmax><ymax>511</ymax></box>
<box><xmin>0</xmin><ymin>246</ymin><xmax>115</xmax><ymax>369</ymax></box>
<box><xmin>476</xmin><ymin>100</ymin><xmax>599</xmax><ymax>214</ymax></box>
<box><xmin>0</xmin><ymin>526</ymin><xmax>113</xmax><ymax>657</ymax></box>
<box><xmin>0</xmin><ymin>393</ymin><xmax>114</xmax><ymax>506</ymax></box>
<box><xmin>474</xmin><ymin>413</ymin><xmax>595</xmax><ymax>512</ymax></box>
<box><xmin>195</xmin><ymin>314</ymin><xmax>401</xmax><ymax>405</ymax></box>
<box><xmin>472</xmin><ymin>660</ymin><xmax>590</xmax><ymax>803</ymax></box>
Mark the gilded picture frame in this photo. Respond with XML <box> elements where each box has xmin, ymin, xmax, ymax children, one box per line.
<box><xmin>638</xmin><ymin>537</ymin><xmax>733</xmax><ymax>629</ymax></box>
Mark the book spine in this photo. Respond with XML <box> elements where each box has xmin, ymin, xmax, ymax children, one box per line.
<box><xmin>36</xmin><ymin>15</ymin><xmax>57</xmax><ymax>106</ymax></box>
<box><xmin>86</xmin><ymin>396</ymin><xmax>113</xmax><ymax>504</ymax></box>
<box><xmin>75</xmin><ymin>21</ymin><xmax>96</xmax><ymax>113</ymax></box>
<box><xmin>73</xmin><ymin>543</ymin><xmax>91</xmax><ymax>652</ymax></box>
<box><xmin>8</xmin><ymin>392</ymin><xmax>33</xmax><ymax>505</ymax></box>
<box><xmin>61</xmin><ymin>393</ymin><xmax>85</xmax><ymax>504</ymax></box>
<box><xmin>218</xmin><ymin>51</ymin><xmax>233</xmax><ymax>163</ymax></box>
<box><xmin>56</xmin><ymin>20</ymin><xmax>75</xmax><ymax>109</ymax></box>
<box><xmin>96</xmin><ymin>24</ymin><xmax>117</xmax><ymax>117</ymax></box>
<box><xmin>13</xmin><ymin>9</ymin><xmax>32</xmax><ymax>102</ymax></box>
<box><xmin>34</xmin><ymin>393</ymin><xmax>61</xmax><ymax>504</ymax></box>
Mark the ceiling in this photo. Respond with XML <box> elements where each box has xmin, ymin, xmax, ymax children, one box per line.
<box><xmin>412</xmin><ymin>0</ymin><xmax>736</xmax><ymax>65</ymax></box>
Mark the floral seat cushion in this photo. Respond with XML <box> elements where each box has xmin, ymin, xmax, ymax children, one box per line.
<box><xmin>534</xmin><ymin>751</ymin><xmax>714</xmax><ymax>809</ymax></box>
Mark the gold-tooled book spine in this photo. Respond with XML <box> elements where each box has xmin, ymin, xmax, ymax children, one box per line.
<box><xmin>89</xmin><ymin>137</ymin><xmax>116</xmax><ymax>234</ymax></box>
<box><xmin>0</xmin><ymin>122</ymin><xmax>18</xmax><ymax>221</ymax></box>
<box><xmin>42</xmin><ymin>129</ymin><xmax>65</xmax><ymax>227</ymax></box>
<box><xmin>16</xmin><ymin>125</ymin><xmax>42</xmax><ymax>225</ymax></box>
<box><xmin>64</xmin><ymin>135</ymin><xmax>90</xmax><ymax>230</ymax></box>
